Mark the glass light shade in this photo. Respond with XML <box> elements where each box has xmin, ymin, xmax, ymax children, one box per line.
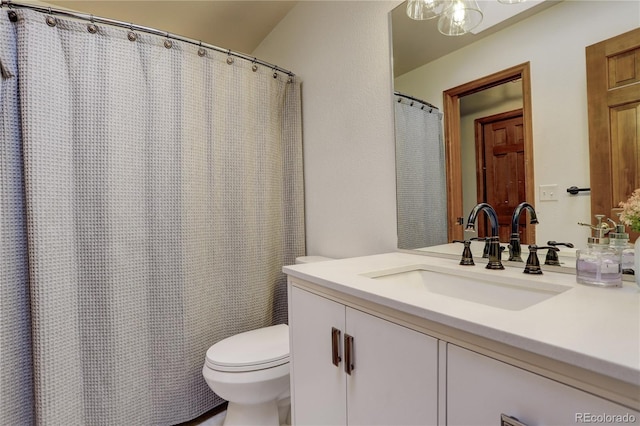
<box><xmin>437</xmin><ymin>0</ymin><xmax>483</xmax><ymax>36</ymax></box>
<box><xmin>406</xmin><ymin>0</ymin><xmax>451</xmax><ymax>20</ymax></box>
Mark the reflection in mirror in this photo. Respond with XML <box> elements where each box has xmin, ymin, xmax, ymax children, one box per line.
<box><xmin>394</xmin><ymin>93</ymin><xmax>447</xmax><ymax>250</ymax></box>
<box><xmin>443</xmin><ymin>63</ymin><xmax>534</xmax><ymax>245</ymax></box>
<box><xmin>460</xmin><ymin>79</ymin><xmax>525</xmax><ymax>243</ymax></box>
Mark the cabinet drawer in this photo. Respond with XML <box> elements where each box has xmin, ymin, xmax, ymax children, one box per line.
<box><xmin>447</xmin><ymin>344</ymin><xmax>639</xmax><ymax>425</ymax></box>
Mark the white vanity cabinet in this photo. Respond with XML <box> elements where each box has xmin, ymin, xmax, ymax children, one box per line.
<box><xmin>289</xmin><ymin>285</ymin><xmax>439</xmax><ymax>426</ymax></box>
<box><xmin>446</xmin><ymin>344</ymin><xmax>640</xmax><ymax>426</ymax></box>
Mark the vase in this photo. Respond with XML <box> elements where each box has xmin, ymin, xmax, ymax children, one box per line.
<box><xmin>636</xmin><ymin>236</ymin><xmax>640</xmax><ymax>288</ymax></box>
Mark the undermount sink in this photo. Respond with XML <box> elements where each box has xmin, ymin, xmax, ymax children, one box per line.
<box><xmin>361</xmin><ymin>264</ymin><xmax>572</xmax><ymax>311</ymax></box>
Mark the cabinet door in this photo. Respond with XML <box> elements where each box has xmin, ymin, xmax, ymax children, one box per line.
<box><xmin>447</xmin><ymin>344</ymin><xmax>640</xmax><ymax>425</ymax></box>
<box><xmin>346</xmin><ymin>307</ymin><xmax>439</xmax><ymax>426</ymax></box>
<box><xmin>290</xmin><ymin>286</ymin><xmax>347</xmax><ymax>425</ymax></box>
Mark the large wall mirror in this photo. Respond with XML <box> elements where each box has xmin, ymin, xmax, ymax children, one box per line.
<box><xmin>391</xmin><ymin>0</ymin><xmax>640</xmax><ymax>257</ymax></box>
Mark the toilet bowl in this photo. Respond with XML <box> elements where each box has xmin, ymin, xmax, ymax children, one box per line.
<box><xmin>202</xmin><ymin>324</ymin><xmax>290</xmax><ymax>426</ymax></box>
<box><xmin>203</xmin><ymin>257</ymin><xmax>332</xmax><ymax>425</ymax></box>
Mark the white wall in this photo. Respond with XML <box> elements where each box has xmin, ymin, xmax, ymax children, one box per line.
<box><xmin>254</xmin><ymin>1</ymin><xmax>400</xmax><ymax>258</ymax></box>
<box><xmin>395</xmin><ymin>1</ymin><xmax>640</xmax><ymax>248</ymax></box>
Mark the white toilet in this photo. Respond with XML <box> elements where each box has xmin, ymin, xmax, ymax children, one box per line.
<box><xmin>202</xmin><ymin>256</ymin><xmax>332</xmax><ymax>425</ymax></box>
<box><xmin>203</xmin><ymin>324</ymin><xmax>291</xmax><ymax>426</ymax></box>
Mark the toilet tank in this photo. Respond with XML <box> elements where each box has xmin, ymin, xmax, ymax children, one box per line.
<box><xmin>295</xmin><ymin>256</ymin><xmax>333</xmax><ymax>264</ymax></box>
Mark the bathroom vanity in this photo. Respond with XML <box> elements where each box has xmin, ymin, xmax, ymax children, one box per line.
<box><xmin>284</xmin><ymin>253</ymin><xmax>640</xmax><ymax>425</ymax></box>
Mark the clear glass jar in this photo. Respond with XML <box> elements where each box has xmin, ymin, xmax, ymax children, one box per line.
<box><xmin>609</xmin><ymin>231</ymin><xmax>634</xmax><ymax>275</ymax></box>
<box><xmin>576</xmin><ymin>243</ymin><xmax>622</xmax><ymax>287</ymax></box>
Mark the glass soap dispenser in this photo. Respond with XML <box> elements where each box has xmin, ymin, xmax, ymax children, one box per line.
<box><xmin>609</xmin><ymin>214</ymin><xmax>635</xmax><ymax>275</ymax></box>
<box><xmin>576</xmin><ymin>215</ymin><xmax>622</xmax><ymax>287</ymax></box>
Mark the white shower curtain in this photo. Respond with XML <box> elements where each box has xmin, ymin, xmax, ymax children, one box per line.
<box><xmin>0</xmin><ymin>9</ymin><xmax>304</xmax><ymax>425</ymax></box>
<box><xmin>394</xmin><ymin>95</ymin><xmax>447</xmax><ymax>249</ymax></box>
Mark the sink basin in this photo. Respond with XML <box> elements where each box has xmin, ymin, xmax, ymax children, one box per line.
<box><xmin>361</xmin><ymin>265</ymin><xmax>571</xmax><ymax>311</ymax></box>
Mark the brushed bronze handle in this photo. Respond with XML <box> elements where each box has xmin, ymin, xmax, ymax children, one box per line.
<box><xmin>344</xmin><ymin>334</ymin><xmax>354</xmax><ymax>375</ymax></box>
<box><xmin>331</xmin><ymin>327</ymin><xmax>341</xmax><ymax>367</ymax></box>
<box><xmin>501</xmin><ymin>414</ymin><xmax>528</xmax><ymax>426</ymax></box>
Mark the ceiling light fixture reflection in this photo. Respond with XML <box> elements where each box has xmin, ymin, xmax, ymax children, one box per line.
<box><xmin>406</xmin><ymin>0</ymin><xmax>451</xmax><ymax>20</ymax></box>
<box><xmin>407</xmin><ymin>0</ymin><xmax>526</xmax><ymax>36</ymax></box>
<box><xmin>437</xmin><ymin>0</ymin><xmax>483</xmax><ymax>36</ymax></box>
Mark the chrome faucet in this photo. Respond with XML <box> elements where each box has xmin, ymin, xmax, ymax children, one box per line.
<box><xmin>508</xmin><ymin>202</ymin><xmax>539</xmax><ymax>262</ymax></box>
<box><xmin>465</xmin><ymin>203</ymin><xmax>504</xmax><ymax>270</ymax></box>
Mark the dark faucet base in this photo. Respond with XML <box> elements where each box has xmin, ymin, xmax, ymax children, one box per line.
<box><xmin>486</xmin><ymin>260</ymin><xmax>505</xmax><ymax>270</ymax></box>
<box><xmin>523</xmin><ymin>265</ymin><xmax>543</xmax><ymax>274</ymax></box>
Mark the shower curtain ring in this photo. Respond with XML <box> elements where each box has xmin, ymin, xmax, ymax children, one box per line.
<box><xmin>45</xmin><ymin>8</ymin><xmax>56</xmax><ymax>26</ymax></box>
<box><xmin>87</xmin><ymin>14</ymin><xmax>98</xmax><ymax>33</ymax></box>
<box><xmin>6</xmin><ymin>0</ymin><xmax>17</xmax><ymax>21</ymax></box>
<box><xmin>226</xmin><ymin>50</ymin><xmax>234</xmax><ymax>65</ymax></box>
<box><xmin>198</xmin><ymin>41</ymin><xmax>206</xmax><ymax>57</ymax></box>
<box><xmin>251</xmin><ymin>58</ymin><xmax>258</xmax><ymax>72</ymax></box>
<box><xmin>127</xmin><ymin>24</ymin><xmax>137</xmax><ymax>41</ymax></box>
<box><xmin>272</xmin><ymin>67</ymin><xmax>278</xmax><ymax>79</ymax></box>
<box><xmin>164</xmin><ymin>33</ymin><xmax>173</xmax><ymax>49</ymax></box>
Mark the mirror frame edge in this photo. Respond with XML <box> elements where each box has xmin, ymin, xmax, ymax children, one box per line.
<box><xmin>443</xmin><ymin>62</ymin><xmax>535</xmax><ymax>243</ymax></box>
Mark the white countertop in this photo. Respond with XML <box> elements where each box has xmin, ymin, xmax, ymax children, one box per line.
<box><xmin>283</xmin><ymin>252</ymin><xmax>640</xmax><ymax>386</ymax></box>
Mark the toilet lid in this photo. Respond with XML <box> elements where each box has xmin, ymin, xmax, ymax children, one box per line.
<box><xmin>205</xmin><ymin>324</ymin><xmax>289</xmax><ymax>372</ymax></box>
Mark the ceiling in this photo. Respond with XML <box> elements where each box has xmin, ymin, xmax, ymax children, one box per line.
<box><xmin>41</xmin><ymin>1</ymin><xmax>558</xmax><ymax>77</ymax></box>
<box><xmin>43</xmin><ymin>1</ymin><xmax>298</xmax><ymax>55</ymax></box>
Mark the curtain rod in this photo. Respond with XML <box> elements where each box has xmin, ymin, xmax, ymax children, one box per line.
<box><xmin>394</xmin><ymin>91</ymin><xmax>438</xmax><ymax>110</ymax></box>
<box><xmin>0</xmin><ymin>0</ymin><xmax>295</xmax><ymax>78</ymax></box>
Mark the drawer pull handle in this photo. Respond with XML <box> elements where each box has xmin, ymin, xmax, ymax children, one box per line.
<box><xmin>344</xmin><ymin>334</ymin><xmax>355</xmax><ymax>375</ymax></box>
<box><xmin>331</xmin><ymin>327</ymin><xmax>341</xmax><ymax>367</ymax></box>
<box><xmin>501</xmin><ymin>414</ymin><xmax>528</xmax><ymax>426</ymax></box>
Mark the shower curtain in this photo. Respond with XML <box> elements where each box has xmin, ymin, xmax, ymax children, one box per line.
<box><xmin>0</xmin><ymin>8</ymin><xmax>304</xmax><ymax>425</ymax></box>
<box><xmin>394</xmin><ymin>95</ymin><xmax>447</xmax><ymax>250</ymax></box>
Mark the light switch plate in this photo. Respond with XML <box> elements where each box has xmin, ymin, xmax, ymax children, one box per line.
<box><xmin>539</xmin><ymin>184</ymin><xmax>559</xmax><ymax>201</ymax></box>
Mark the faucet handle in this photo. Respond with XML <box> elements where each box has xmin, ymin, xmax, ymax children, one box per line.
<box><xmin>525</xmin><ymin>245</ymin><xmax>559</xmax><ymax>273</ymax></box>
<box><xmin>524</xmin><ymin>245</ymin><xmax>542</xmax><ymax>274</ymax></box>
<box><xmin>547</xmin><ymin>241</ymin><xmax>575</xmax><ymax>249</ymax></box>
<box><xmin>543</xmin><ymin>246</ymin><xmax>561</xmax><ymax>266</ymax></box>
<box><xmin>545</xmin><ymin>241</ymin><xmax>574</xmax><ymax>265</ymax></box>
<box><xmin>542</xmin><ymin>245</ymin><xmax>562</xmax><ymax>266</ymax></box>
<box><xmin>453</xmin><ymin>240</ymin><xmax>474</xmax><ymax>266</ymax></box>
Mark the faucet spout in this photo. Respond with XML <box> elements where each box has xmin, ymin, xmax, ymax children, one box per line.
<box><xmin>465</xmin><ymin>202</ymin><xmax>499</xmax><ymax>237</ymax></box>
<box><xmin>508</xmin><ymin>202</ymin><xmax>538</xmax><ymax>262</ymax></box>
<box><xmin>465</xmin><ymin>203</ymin><xmax>503</xmax><ymax>270</ymax></box>
<box><xmin>511</xmin><ymin>202</ymin><xmax>538</xmax><ymax>234</ymax></box>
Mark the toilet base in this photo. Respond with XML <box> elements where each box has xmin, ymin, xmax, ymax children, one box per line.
<box><xmin>223</xmin><ymin>400</ymin><xmax>279</xmax><ymax>426</ymax></box>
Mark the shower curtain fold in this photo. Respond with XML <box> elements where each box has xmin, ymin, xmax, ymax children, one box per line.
<box><xmin>0</xmin><ymin>10</ymin><xmax>34</xmax><ymax>426</ymax></box>
<box><xmin>0</xmin><ymin>9</ymin><xmax>303</xmax><ymax>425</ymax></box>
